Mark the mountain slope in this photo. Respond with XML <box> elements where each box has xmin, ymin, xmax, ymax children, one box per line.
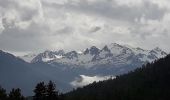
<box><xmin>0</xmin><ymin>50</ymin><xmax>75</xmax><ymax>96</ymax></box>
<box><xmin>65</xmin><ymin>54</ymin><xmax>170</xmax><ymax>100</ymax></box>
<box><xmin>19</xmin><ymin>53</ymin><xmax>37</xmax><ymax>63</ymax></box>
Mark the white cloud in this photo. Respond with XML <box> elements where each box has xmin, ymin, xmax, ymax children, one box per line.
<box><xmin>0</xmin><ymin>0</ymin><xmax>170</xmax><ymax>54</ymax></box>
<box><xmin>151</xmin><ymin>0</ymin><xmax>170</xmax><ymax>9</ymax></box>
<box><xmin>0</xmin><ymin>17</ymin><xmax>4</xmax><ymax>33</ymax></box>
<box><xmin>70</xmin><ymin>75</ymin><xmax>115</xmax><ymax>87</ymax></box>
<box><xmin>115</xmin><ymin>0</ymin><xmax>143</xmax><ymax>7</ymax></box>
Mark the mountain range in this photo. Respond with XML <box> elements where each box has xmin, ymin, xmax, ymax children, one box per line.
<box><xmin>0</xmin><ymin>43</ymin><xmax>167</xmax><ymax>96</ymax></box>
<box><xmin>21</xmin><ymin>43</ymin><xmax>167</xmax><ymax>75</ymax></box>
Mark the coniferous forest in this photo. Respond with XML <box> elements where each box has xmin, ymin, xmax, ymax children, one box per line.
<box><xmin>1</xmin><ymin>54</ymin><xmax>170</xmax><ymax>100</ymax></box>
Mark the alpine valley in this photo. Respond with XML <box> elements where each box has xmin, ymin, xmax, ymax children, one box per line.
<box><xmin>0</xmin><ymin>43</ymin><xmax>167</xmax><ymax>95</ymax></box>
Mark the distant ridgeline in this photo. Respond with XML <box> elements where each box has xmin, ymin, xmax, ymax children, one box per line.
<box><xmin>65</xmin><ymin>54</ymin><xmax>170</xmax><ymax>100</ymax></box>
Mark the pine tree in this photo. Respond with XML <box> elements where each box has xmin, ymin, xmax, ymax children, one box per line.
<box><xmin>46</xmin><ymin>81</ymin><xmax>59</xmax><ymax>100</ymax></box>
<box><xmin>33</xmin><ymin>82</ymin><xmax>46</xmax><ymax>100</ymax></box>
<box><xmin>0</xmin><ymin>86</ymin><xmax>7</xmax><ymax>100</ymax></box>
<box><xmin>8</xmin><ymin>88</ymin><xmax>24</xmax><ymax>100</ymax></box>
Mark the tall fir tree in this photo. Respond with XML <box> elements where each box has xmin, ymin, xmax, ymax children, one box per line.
<box><xmin>46</xmin><ymin>81</ymin><xmax>59</xmax><ymax>100</ymax></box>
<box><xmin>8</xmin><ymin>88</ymin><xmax>24</xmax><ymax>100</ymax></box>
<box><xmin>0</xmin><ymin>86</ymin><xmax>7</xmax><ymax>100</ymax></box>
<box><xmin>33</xmin><ymin>82</ymin><xmax>46</xmax><ymax>100</ymax></box>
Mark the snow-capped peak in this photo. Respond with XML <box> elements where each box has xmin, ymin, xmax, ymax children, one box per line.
<box><xmin>54</xmin><ymin>50</ymin><xmax>65</xmax><ymax>55</ymax></box>
<box><xmin>65</xmin><ymin>51</ymin><xmax>78</xmax><ymax>59</ymax></box>
<box><xmin>89</xmin><ymin>46</ymin><xmax>100</xmax><ymax>55</ymax></box>
<box><xmin>108</xmin><ymin>43</ymin><xmax>131</xmax><ymax>56</ymax></box>
<box><xmin>150</xmin><ymin>47</ymin><xmax>167</xmax><ymax>58</ymax></box>
<box><xmin>102</xmin><ymin>45</ymin><xmax>110</xmax><ymax>52</ymax></box>
<box><xmin>31</xmin><ymin>50</ymin><xmax>65</xmax><ymax>63</ymax></box>
<box><xmin>28</xmin><ymin>43</ymin><xmax>167</xmax><ymax>68</ymax></box>
<box><xmin>153</xmin><ymin>47</ymin><xmax>162</xmax><ymax>51</ymax></box>
<box><xmin>84</xmin><ymin>48</ymin><xmax>90</xmax><ymax>55</ymax></box>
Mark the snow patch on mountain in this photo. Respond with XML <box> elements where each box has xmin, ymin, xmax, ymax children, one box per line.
<box><xmin>19</xmin><ymin>53</ymin><xmax>37</xmax><ymax>63</ymax></box>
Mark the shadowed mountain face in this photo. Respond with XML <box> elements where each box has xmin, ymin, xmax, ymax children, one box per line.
<box><xmin>65</xmin><ymin>54</ymin><xmax>170</xmax><ymax>100</ymax></box>
<box><xmin>0</xmin><ymin>44</ymin><xmax>167</xmax><ymax>96</ymax></box>
<box><xmin>0</xmin><ymin>50</ymin><xmax>76</xmax><ymax>96</ymax></box>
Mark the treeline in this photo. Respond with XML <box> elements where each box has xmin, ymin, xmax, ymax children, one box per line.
<box><xmin>65</xmin><ymin>54</ymin><xmax>170</xmax><ymax>100</ymax></box>
<box><xmin>0</xmin><ymin>87</ymin><xmax>24</xmax><ymax>100</ymax></box>
<box><xmin>0</xmin><ymin>81</ymin><xmax>64</xmax><ymax>100</ymax></box>
<box><xmin>33</xmin><ymin>81</ymin><xmax>64</xmax><ymax>100</ymax></box>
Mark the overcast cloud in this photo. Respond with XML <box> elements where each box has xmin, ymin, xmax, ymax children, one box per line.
<box><xmin>0</xmin><ymin>0</ymin><xmax>170</xmax><ymax>55</ymax></box>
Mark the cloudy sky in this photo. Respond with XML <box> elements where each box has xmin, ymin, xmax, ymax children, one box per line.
<box><xmin>0</xmin><ymin>0</ymin><xmax>170</xmax><ymax>55</ymax></box>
